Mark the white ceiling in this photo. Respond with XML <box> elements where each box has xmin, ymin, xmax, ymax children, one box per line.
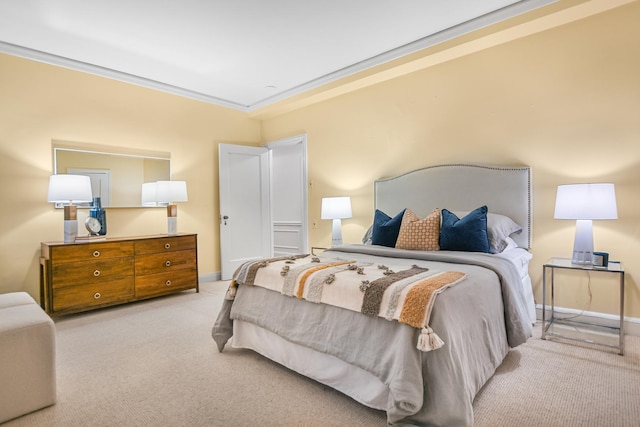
<box><xmin>0</xmin><ymin>0</ymin><xmax>555</xmax><ymax>111</ymax></box>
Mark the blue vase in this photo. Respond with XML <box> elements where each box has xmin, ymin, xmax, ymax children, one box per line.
<box><xmin>89</xmin><ymin>197</ymin><xmax>107</xmax><ymax>236</ymax></box>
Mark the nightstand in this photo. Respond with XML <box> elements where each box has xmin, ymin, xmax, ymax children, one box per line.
<box><xmin>541</xmin><ymin>257</ymin><xmax>624</xmax><ymax>355</ymax></box>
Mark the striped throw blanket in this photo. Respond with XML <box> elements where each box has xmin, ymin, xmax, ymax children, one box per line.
<box><xmin>228</xmin><ymin>254</ymin><xmax>466</xmax><ymax>352</ymax></box>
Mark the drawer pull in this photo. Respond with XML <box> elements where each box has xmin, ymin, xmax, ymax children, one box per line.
<box><xmin>93</xmin><ymin>270</ymin><xmax>101</xmax><ymax>277</ymax></box>
<box><xmin>165</xmin><ymin>260</ymin><xmax>171</xmax><ymax>267</ymax></box>
<box><xmin>165</xmin><ymin>243</ymin><xmax>171</xmax><ymax>249</ymax></box>
<box><xmin>93</xmin><ymin>250</ymin><xmax>101</xmax><ymax>258</ymax></box>
<box><xmin>165</xmin><ymin>280</ymin><xmax>172</xmax><ymax>286</ymax></box>
<box><xmin>93</xmin><ymin>292</ymin><xmax>101</xmax><ymax>299</ymax></box>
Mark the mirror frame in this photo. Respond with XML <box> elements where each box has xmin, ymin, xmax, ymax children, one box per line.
<box><xmin>52</xmin><ymin>141</ymin><xmax>171</xmax><ymax>208</ymax></box>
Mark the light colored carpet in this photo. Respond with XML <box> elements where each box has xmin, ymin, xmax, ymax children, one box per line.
<box><xmin>4</xmin><ymin>281</ymin><xmax>639</xmax><ymax>427</ymax></box>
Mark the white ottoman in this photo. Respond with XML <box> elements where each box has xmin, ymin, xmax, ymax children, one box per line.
<box><xmin>0</xmin><ymin>292</ymin><xmax>56</xmax><ymax>423</ymax></box>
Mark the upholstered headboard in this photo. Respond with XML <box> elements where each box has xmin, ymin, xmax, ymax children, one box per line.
<box><xmin>374</xmin><ymin>164</ymin><xmax>532</xmax><ymax>249</ymax></box>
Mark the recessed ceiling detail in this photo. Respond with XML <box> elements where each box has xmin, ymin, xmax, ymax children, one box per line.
<box><xmin>0</xmin><ymin>0</ymin><xmax>557</xmax><ymax>111</ymax></box>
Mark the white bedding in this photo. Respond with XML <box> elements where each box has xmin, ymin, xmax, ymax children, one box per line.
<box><xmin>496</xmin><ymin>247</ymin><xmax>536</xmax><ymax>324</ymax></box>
<box><xmin>232</xmin><ymin>319</ymin><xmax>391</xmax><ymax>410</ymax></box>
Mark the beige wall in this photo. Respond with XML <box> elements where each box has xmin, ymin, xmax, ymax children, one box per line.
<box><xmin>0</xmin><ymin>53</ymin><xmax>261</xmax><ymax>298</ymax></box>
<box><xmin>260</xmin><ymin>2</ymin><xmax>640</xmax><ymax>318</ymax></box>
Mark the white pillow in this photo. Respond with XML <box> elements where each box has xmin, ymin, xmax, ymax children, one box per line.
<box><xmin>362</xmin><ymin>225</ymin><xmax>373</xmax><ymax>244</ymax></box>
<box><xmin>453</xmin><ymin>211</ymin><xmax>522</xmax><ymax>254</ymax></box>
<box><xmin>501</xmin><ymin>236</ymin><xmax>519</xmax><ymax>252</ymax></box>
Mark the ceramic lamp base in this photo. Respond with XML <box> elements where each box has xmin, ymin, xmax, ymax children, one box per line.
<box><xmin>331</xmin><ymin>218</ymin><xmax>343</xmax><ymax>247</ymax></box>
<box><xmin>64</xmin><ymin>220</ymin><xmax>78</xmax><ymax>243</ymax></box>
<box><xmin>167</xmin><ymin>217</ymin><xmax>177</xmax><ymax>236</ymax></box>
<box><xmin>571</xmin><ymin>219</ymin><xmax>594</xmax><ymax>264</ymax></box>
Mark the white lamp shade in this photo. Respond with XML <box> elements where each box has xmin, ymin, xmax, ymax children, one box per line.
<box><xmin>141</xmin><ymin>182</ymin><xmax>158</xmax><ymax>206</ymax></box>
<box><xmin>554</xmin><ymin>183</ymin><xmax>618</xmax><ymax>220</ymax></box>
<box><xmin>321</xmin><ymin>197</ymin><xmax>352</xmax><ymax>220</ymax></box>
<box><xmin>156</xmin><ymin>181</ymin><xmax>188</xmax><ymax>203</ymax></box>
<box><xmin>47</xmin><ymin>174</ymin><xmax>93</xmax><ymax>203</ymax></box>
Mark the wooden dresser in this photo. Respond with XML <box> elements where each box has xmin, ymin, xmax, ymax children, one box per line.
<box><xmin>40</xmin><ymin>233</ymin><xmax>198</xmax><ymax>316</ymax></box>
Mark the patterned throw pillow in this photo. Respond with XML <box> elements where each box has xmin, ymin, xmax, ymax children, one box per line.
<box><xmin>395</xmin><ymin>208</ymin><xmax>441</xmax><ymax>251</ymax></box>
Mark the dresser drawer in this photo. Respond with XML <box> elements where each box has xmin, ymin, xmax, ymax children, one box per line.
<box><xmin>52</xmin><ymin>278</ymin><xmax>135</xmax><ymax>313</ymax></box>
<box><xmin>41</xmin><ymin>234</ymin><xmax>198</xmax><ymax>315</ymax></box>
<box><xmin>51</xmin><ymin>242</ymin><xmax>134</xmax><ymax>263</ymax></box>
<box><xmin>135</xmin><ymin>268</ymin><xmax>198</xmax><ymax>298</ymax></box>
<box><xmin>134</xmin><ymin>235</ymin><xmax>196</xmax><ymax>255</ymax></box>
<box><xmin>135</xmin><ymin>250</ymin><xmax>196</xmax><ymax>276</ymax></box>
<box><xmin>52</xmin><ymin>257</ymin><xmax>134</xmax><ymax>288</ymax></box>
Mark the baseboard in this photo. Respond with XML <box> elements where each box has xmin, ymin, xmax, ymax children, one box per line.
<box><xmin>536</xmin><ymin>304</ymin><xmax>640</xmax><ymax>337</ymax></box>
<box><xmin>199</xmin><ymin>272</ymin><xmax>222</xmax><ymax>283</ymax></box>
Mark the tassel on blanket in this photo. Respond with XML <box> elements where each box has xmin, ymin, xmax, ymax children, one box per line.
<box><xmin>225</xmin><ymin>280</ymin><xmax>238</xmax><ymax>301</ymax></box>
<box><xmin>417</xmin><ymin>326</ymin><xmax>444</xmax><ymax>352</ymax></box>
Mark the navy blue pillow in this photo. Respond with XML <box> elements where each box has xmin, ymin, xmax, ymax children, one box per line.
<box><xmin>371</xmin><ymin>209</ymin><xmax>405</xmax><ymax>247</ymax></box>
<box><xmin>440</xmin><ymin>206</ymin><xmax>490</xmax><ymax>253</ymax></box>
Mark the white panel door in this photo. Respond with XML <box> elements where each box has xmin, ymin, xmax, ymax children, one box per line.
<box><xmin>218</xmin><ymin>144</ymin><xmax>272</xmax><ymax>280</ymax></box>
<box><xmin>266</xmin><ymin>135</ymin><xmax>308</xmax><ymax>256</ymax></box>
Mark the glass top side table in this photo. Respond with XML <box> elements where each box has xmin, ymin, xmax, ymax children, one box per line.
<box><xmin>541</xmin><ymin>257</ymin><xmax>625</xmax><ymax>355</ymax></box>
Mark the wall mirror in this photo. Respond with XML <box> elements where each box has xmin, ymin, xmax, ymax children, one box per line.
<box><xmin>53</xmin><ymin>141</ymin><xmax>171</xmax><ymax>208</ymax></box>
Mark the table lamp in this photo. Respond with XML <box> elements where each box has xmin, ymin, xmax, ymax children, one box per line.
<box><xmin>141</xmin><ymin>182</ymin><xmax>158</xmax><ymax>207</ymax></box>
<box><xmin>48</xmin><ymin>174</ymin><xmax>93</xmax><ymax>243</ymax></box>
<box><xmin>156</xmin><ymin>181</ymin><xmax>188</xmax><ymax>235</ymax></box>
<box><xmin>321</xmin><ymin>196</ymin><xmax>352</xmax><ymax>247</ymax></box>
<box><xmin>554</xmin><ymin>183</ymin><xmax>618</xmax><ymax>264</ymax></box>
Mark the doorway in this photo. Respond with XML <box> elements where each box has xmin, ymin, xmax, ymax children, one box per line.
<box><xmin>265</xmin><ymin>134</ymin><xmax>308</xmax><ymax>257</ymax></box>
<box><xmin>218</xmin><ymin>134</ymin><xmax>308</xmax><ymax>279</ymax></box>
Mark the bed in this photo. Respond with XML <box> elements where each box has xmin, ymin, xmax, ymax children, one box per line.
<box><xmin>212</xmin><ymin>164</ymin><xmax>535</xmax><ymax>426</ymax></box>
